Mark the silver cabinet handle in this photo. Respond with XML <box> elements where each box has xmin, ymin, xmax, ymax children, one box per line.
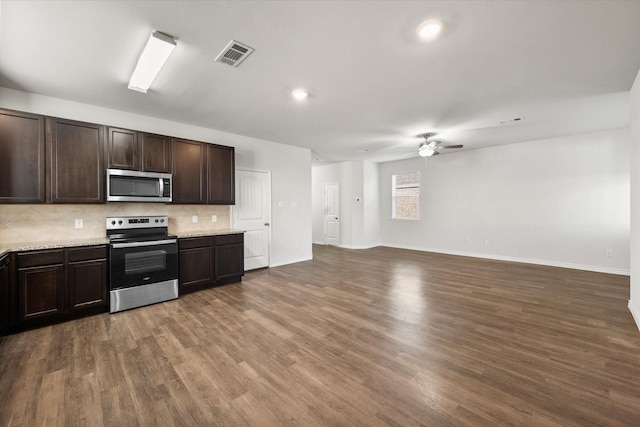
<box><xmin>264</xmin><ymin>223</ymin><xmax>270</xmax><ymax>226</ymax></box>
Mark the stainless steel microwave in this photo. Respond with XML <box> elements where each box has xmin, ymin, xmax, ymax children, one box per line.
<box><xmin>106</xmin><ymin>169</ymin><xmax>172</xmax><ymax>203</ymax></box>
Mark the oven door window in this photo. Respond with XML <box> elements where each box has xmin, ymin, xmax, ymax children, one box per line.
<box><xmin>125</xmin><ymin>250</ymin><xmax>166</xmax><ymax>275</ymax></box>
<box><xmin>110</xmin><ymin>243</ymin><xmax>178</xmax><ymax>290</ymax></box>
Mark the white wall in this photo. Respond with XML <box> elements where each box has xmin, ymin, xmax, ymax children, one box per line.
<box><xmin>379</xmin><ymin>128</ymin><xmax>631</xmax><ymax>274</ymax></box>
<box><xmin>630</xmin><ymin>68</ymin><xmax>640</xmax><ymax>330</ymax></box>
<box><xmin>0</xmin><ymin>87</ymin><xmax>312</xmax><ymax>267</ymax></box>
<box><xmin>312</xmin><ymin>160</ymin><xmax>380</xmax><ymax>249</ymax></box>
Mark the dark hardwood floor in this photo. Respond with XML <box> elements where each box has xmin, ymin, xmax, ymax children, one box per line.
<box><xmin>1</xmin><ymin>244</ymin><xmax>639</xmax><ymax>426</ymax></box>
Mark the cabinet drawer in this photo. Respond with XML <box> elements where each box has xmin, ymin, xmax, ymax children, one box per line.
<box><xmin>17</xmin><ymin>249</ymin><xmax>64</xmax><ymax>268</ymax></box>
<box><xmin>68</xmin><ymin>245</ymin><xmax>107</xmax><ymax>262</ymax></box>
<box><xmin>179</xmin><ymin>236</ymin><xmax>214</xmax><ymax>250</ymax></box>
<box><xmin>215</xmin><ymin>233</ymin><xmax>243</xmax><ymax>246</ymax></box>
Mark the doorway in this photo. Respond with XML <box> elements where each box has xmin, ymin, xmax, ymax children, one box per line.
<box><xmin>233</xmin><ymin>169</ymin><xmax>271</xmax><ymax>270</ymax></box>
<box><xmin>323</xmin><ymin>183</ymin><xmax>340</xmax><ymax>246</ymax></box>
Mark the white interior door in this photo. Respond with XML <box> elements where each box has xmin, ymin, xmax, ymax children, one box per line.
<box><xmin>234</xmin><ymin>170</ymin><xmax>271</xmax><ymax>270</ymax></box>
<box><xmin>324</xmin><ymin>183</ymin><xmax>340</xmax><ymax>246</ymax></box>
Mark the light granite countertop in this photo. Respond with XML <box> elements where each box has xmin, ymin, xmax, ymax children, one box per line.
<box><xmin>0</xmin><ymin>229</ymin><xmax>245</xmax><ymax>258</ymax></box>
<box><xmin>0</xmin><ymin>237</ymin><xmax>110</xmax><ymax>258</ymax></box>
<box><xmin>171</xmin><ymin>229</ymin><xmax>245</xmax><ymax>239</ymax></box>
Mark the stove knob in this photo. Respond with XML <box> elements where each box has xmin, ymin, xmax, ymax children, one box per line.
<box><xmin>155</xmin><ymin>219</ymin><xmax>159</xmax><ymax>223</ymax></box>
<box><xmin>118</xmin><ymin>220</ymin><xmax>123</xmax><ymax>225</ymax></box>
<box><xmin>111</xmin><ymin>220</ymin><xmax>116</xmax><ymax>225</ymax></box>
<box><xmin>160</xmin><ymin>219</ymin><xmax>165</xmax><ymax>223</ymax></box>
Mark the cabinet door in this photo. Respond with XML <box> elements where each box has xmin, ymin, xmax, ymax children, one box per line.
<box><xmin>0</xmin><ymin>109</ymin><xmax>46</xmax><ymax>203</ymax></box>
<box><xmin>172</xmin><ymin>138</ymin><xmax>205</xmax><ymax>204</ymax></box>
<box><xmin>141</xmin><ymin>133</ymin><xmax>172</xmax><ymax>173</ymax></box>
<box><xmin>68</xmin><ymin>259</ymin><xmax>108</xmax><ymax>311</ymax></box>
<box><xmin>108</xmin><ymin>127</ymin><xmax>138</xmax><ymax>170</ymax></box>
<box><xmin>206</xmin><ymin>144</ymin><xmax>235</xmax><ymax>205</ymax></box>
<box><xmin>0</xmin><ymin>255</ymin><xmax>10</xmax><ymax>335</ymax></box>
<box><xmin>179</xmin><ymin>246</ymin><xmax>214</xmax><ymax>292</ymax></box>
<box><xmin>18</xmin><ymin>264</ymin><xmax>65</xmax><ymax>322</ymax></box>
<box><xmin>47</xmin><ymin>118</ymin><xmax>105</xmax><ymax>203</ymax></box>
<box><xmin>215</xmin><ymin>244</ymin><xmax>244</xmax><ymax>280</ymax></box>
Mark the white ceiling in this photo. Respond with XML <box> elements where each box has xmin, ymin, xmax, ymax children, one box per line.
<box><xmin>1</xmin><ymin>1</ymin><xmax>639</xmax><ymax>163</ymax></box>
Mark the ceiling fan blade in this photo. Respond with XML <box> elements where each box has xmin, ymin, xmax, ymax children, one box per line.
<box><xmin>437</xmin><ymin>144</ymin><xmax>463</xmax><ymax>149</ymax></box>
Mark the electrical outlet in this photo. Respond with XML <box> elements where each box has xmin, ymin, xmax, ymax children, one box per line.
<box><xmin>466</xmin><ymin>238</ymin><xmax>471</xmax><ymax>245</ymax></box>
<box><xmin>211</xmin><ymin>214</ymin><xmax>217</xmax><ymax>223</ymax></box>
<box><xmin>75</xmin><ymin>219</ymin><xmax>83</xmax><ymax>229</ymax></box>
<box><xmin>192</xmin><ymin>215</ymin><xmax>198</xmax><ymax>223</ymax></box>
<box><xmin>606</xmin><ymin>249</ymin><xmax>614</xmax><ymax>257</ymax></box>
<box><xmin>291</xmin><ymin>201</ymin><xmax>298</xmax><ymax>208</ymax></box>
<box><xmin>484</xmin><ymin>239</ymin><xmax>490</xmax><ymax>246</ymax></box>
<box><xmin>278</xmin><ymin>201</ymin><xmax>285</xmax><ymax>208</ymax></box>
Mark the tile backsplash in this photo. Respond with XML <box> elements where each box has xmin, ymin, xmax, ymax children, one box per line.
<box><xmin>0</xmin><ymin>203</ymin><xmax>231</xmax><ymax>243</ymax></box>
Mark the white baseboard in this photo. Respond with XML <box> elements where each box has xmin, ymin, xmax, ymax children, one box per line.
<box><xmin>629</xmin><ymin>300</ymin><xmax>640</xmax><ymax>332</ymax></box>
<box><xmin>270</xmin><ymin>256</ymin><xmax>313</xmax><ymax>268</ymax></box>
<box><xmin>380</xmin><ymin>243</ymin><xmax>630</xmax><ymax>276</ymax></box>
<box><xmin>338</xmin><ymin>243</ymin><xmax>380</xmax><ymax>250</ymax></box>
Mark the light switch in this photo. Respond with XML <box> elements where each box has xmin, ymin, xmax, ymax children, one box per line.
<box><xmin>211</xmin><ymin>214</ymin><xmax>217</xmax><ymax>222</ymax></box>
<box><xmin>192</xmin><ymin>215</ymin><xmax>198</xmax><ymax>223</ymax></box>
<box><xmin>75</xmin><ymin>219</ymin><xmax>83</xmax><ymax>229</ymax></box>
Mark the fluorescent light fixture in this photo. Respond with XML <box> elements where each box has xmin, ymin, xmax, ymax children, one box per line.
<box><xmin>128</xmin><ymin>31</ymin><xmax>177</xmax><ymax>93</ymax></box>
<box><xmin>292</xmin><ymin>88</ymin><xmax>309</xmax><ymax>100</ymax></box>
<box><xmin>417</xmin><ymin>19</ymin><xmax>443</xmax><ymax>41</ymax></box>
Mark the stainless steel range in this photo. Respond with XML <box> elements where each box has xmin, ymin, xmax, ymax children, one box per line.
<box><xmin>106</xmin><ymin>216</ymin><xmax>179</xmax><ymax>313</ymax></box>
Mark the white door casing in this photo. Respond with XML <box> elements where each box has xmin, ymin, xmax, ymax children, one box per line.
<box><xmin>324</xmin><ymin>183</ymin><xmax>339</xmax><ymax>246</ymax></box>
<box><xmin>233</xmin><ymin>169</ymin><xmax>271</xmax><ymax>270</ymax></box>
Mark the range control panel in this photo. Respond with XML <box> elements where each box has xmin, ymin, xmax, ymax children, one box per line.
<box><xmin>106</xmin><ymin>216</ymin><xmax>168</xmax><ymax>230</ymax></box>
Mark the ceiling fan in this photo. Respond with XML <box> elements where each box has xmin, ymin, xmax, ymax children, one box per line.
<box><xmin>414</xmin><ymin>133</ymin><xmax>464</xmax><ymax>157</ymax></box>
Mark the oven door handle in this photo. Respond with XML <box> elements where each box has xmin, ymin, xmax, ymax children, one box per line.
<box><xmin>111</xmin><ymin>239</ymin><xmax>177</xmax><ymax>249</ymax></box>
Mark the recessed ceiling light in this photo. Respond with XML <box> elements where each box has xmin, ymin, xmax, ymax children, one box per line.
<box><xmin>292</xmin><ymin>88</ymin><xmax>309</xmax><ymax>100</ymax></box>
<box><xmin>417</xmin><ymin>19</ymin><xmax>443</xmax><ymax>41</ymax></box>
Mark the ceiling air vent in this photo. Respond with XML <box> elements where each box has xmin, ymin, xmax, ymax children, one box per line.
<box><xmin>215</xmin><ymin>40</ymin><xmax>254</xmax><ymax>67</ymax></box>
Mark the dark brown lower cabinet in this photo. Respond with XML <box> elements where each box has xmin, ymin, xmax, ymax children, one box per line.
<box><xmin>17</xmin><ymin>250</ymin><xmax>65</xmax><ymax>325</ymax></box>
<box><xmin>179</xmin><ymin>237</ymin><xmax>215</xmax><ymax>294</ymax></box>
<box><xmin>10</xmin><ymin>245</ymin><xmax>108</xmax><ymax>332</ymax></box>
<box><xmin>178</xmin><ymin>233</ymin><xmax>244</xmax><ymax>295</ymax></box>
<box><xmin>68</xmin><ymin>246</ymin><xmax>108</xmax><ymax>313</ymax></box>
<box><xmin>0</xmin><ymin>254</ymin><xmax>11</xmax><ymax>335</ymax></box>
<box><xmin>215</xmin><ymin>234</ymin><xmax>244</xmax><ymax>281</ymax></box>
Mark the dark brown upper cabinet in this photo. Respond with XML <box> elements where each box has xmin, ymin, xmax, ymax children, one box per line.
<box><xmin>0</xmin><ymin>109</ymin><xmax>46</xmax><ymax>203</ymax></box>
<box><xmin>108</xmin><ymin>127</ymin><xmax>138</xmax><ymax>170</ymax></box>
<box><xmin>172</xmin><ymin>138</ymin><xmax>205</xmax><ymax>204</ymax></box>
<box><xmin>47</xmin><ymin>117</ymin><xmax>105</xmax><ymax>203</ymax></box>
<box><xmin>141</xmin><ymin>132</ymin><xmax>172</xmax><ymax>173</ymax></box>
<box><xmin>206</xmin><ymin>144</ymin><xmax>235</xmax><ymax>205</ymax></box>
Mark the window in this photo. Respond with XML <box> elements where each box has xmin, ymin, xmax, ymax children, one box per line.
<box><xmin>392</xmin><ymin>172</ymin><xmax>420</xmax><ymax>220</ymax></box>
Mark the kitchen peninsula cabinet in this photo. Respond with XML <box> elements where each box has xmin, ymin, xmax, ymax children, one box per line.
<box><xmin>173</xmin><ymin>138</ymin><xmax>206</xmax><ymax>204</ymax></box>
<box><xmin>178</xmin><ymin>233</ymin><xmax>244</xmax><ymax>295</ymax></box>
<box><xmin>206</xmin><ymin>143</ymin><xmax>235</xmax><ymax>205</ymax></box>
<box><xmin>0</xmin><ymin>109</ymin><xmax>46</xmax><ymax>203</ymax></box>
<box><xmin>47</xmin><ymin>117</ymin><xmax>105</xmax><ymax>203</ymax></box>
<box><xmin>0</xmin><ymin>254</ymin><xmax>11</xmax><ymax>335</ymax></box>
